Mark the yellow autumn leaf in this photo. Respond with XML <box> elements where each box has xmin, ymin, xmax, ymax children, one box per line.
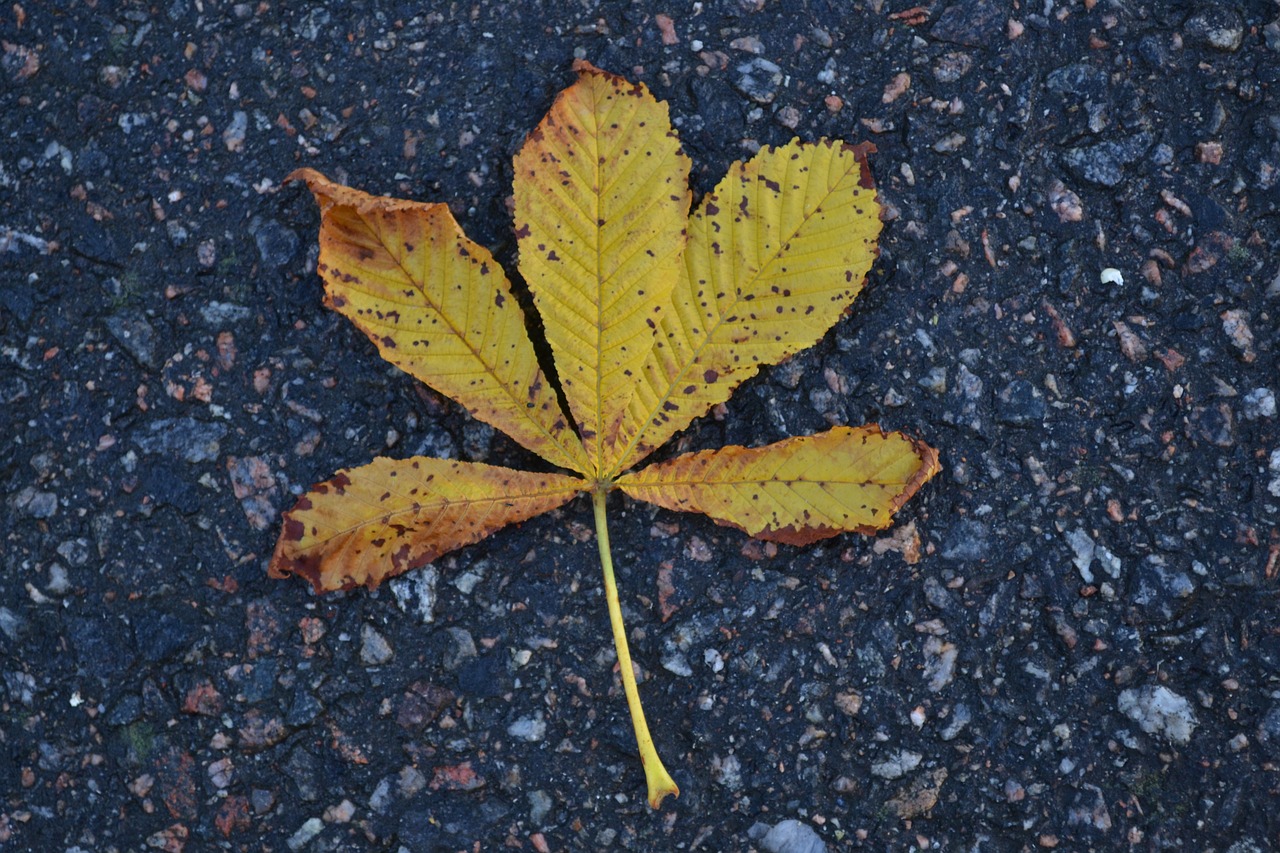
<box><xmin>285</xmin><ymin>167</ymin><xmax>591</xmax><ymax>476</ymax></box>
<box><xmin>617</xmin><ymin>426</ymin><xmax>940</xmax><ymax>543</ymax></box>
<box><xmin>514</xmin><ymin>62</ymin><xmax>690</xmax><ymax>476</ymax></box>
<box><xmin>270</xmin><ymin>456</ymin><xmax>584</xmax><ymax>592</ymax></box>
<box><xmin>275</xmin><ymin>61</ymin><xmax>941</xmax><ymax>810</ymax></box>
<box><xmin>610</xmin><ymin>139</ymin><xmax>882</xmax><ymax>475</ymax></box>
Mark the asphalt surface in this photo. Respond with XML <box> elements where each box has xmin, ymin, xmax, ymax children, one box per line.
<box><xmin>2</xmin><ymin>1</ymin><xmax>1279</xmax><ymax>850</ymax></box>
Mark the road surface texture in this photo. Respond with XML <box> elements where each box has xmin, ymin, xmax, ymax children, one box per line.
<box><xmin>2</xmin><ymin>1</ymin><xmax>1278</xmax><ymax>850</ymax></box>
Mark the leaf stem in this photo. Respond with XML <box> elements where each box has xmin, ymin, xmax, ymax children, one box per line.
<box><xmin>591</xmin><ymin>487</ymin><xmax>680</xmax><ymax>809</ymax></box>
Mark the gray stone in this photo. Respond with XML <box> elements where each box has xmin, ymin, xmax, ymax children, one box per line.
<box><xmin>200</xmin><ymin>301</ymin><xmax>254</xmax><ymax>326</ymax></box>
<box><xmin>397</xmin><ymin>765</ymin><xmax>427</xmax><ymax>797</ymax></box>
<box><xmin>286</xmin><ymin>817</ymin><xmax>323</xmax><ymax>851</ymax></box>
<box><xmin>165</xmin><ymin>221</ymin><xmax>189</xmax><ymax>247</ymax></box>
<box><xmin>3</xmin><ymin>671</ymin><xmax>36</xmax><ymax>706</ymax></box>
<box><xmin>13</xmin><ymin>487</ymin><xmax>57</xmax><ymax>519</ymax></box>
<box><xmin>222</xmin><ymin>110</ymin><xmax>247</xmax><ymax>152</ymax></box>
<box><xmin>996</xmin><ymin>379</ymin><xmax>1046</xmax><ymax>426</ymax></box>
<box><xmin>923</xmin><ymin>636</ymin><xmax>958</xmax><ymax>692</ymax></box>
<box><xmin>1063</xmin><ymin>135</ymin><xmax>1150</xmax><ymax>188</ymax></box>
<box><xmin>507</xmin><ymin>714</ymin><xmax>546</xmax><ymax>742</ymax></box>
<box><xmin>760</xmin><ymin>819</ymin><xmax>827</xmax><ymax>853</ymax></box>
<box><xmin>294</xmin><ymin>7</ymin><xmax>331</xmax><ymax>41</ymax></box>
<box><xmin>461</xmin><ymin>420</ymin><xmax>494</xmax><ymax>462</ymax></box>
<box><xmin>711</xmin><ymin>753</ymin><xmax>744</xmax><ymax>790</ymax></box>
<box><xmin>56</xmin><ymin>538</ymin><xmax>91</xmax><ymax>567</ymax></box>
<box><xmin>940</xmin><ymin>703</ymin><xmax>972</xmax><ymax>741</ymax></box>
<box><xmin>1118</xmin><ymin>685</ymin><xmax>1198</xmax><ymax>744</ymax></box>
<box><xmin>360</xmin><ymin>624</ymin><xmax>394</xmax><ymax>666</ymax></box>
<box><xmin>1065</xmin><ymin>528</ymin><xmax>1097</xmax><ymax>583</ymax></box>
<box><xmin>528</xmin><ymin>789</ymin><xmax>553</xmax><ymax>825</ymax></box>
<box><xmin>943</xmin><ymin>363</ymin><xmax>984</xmax><ymax>433</ymax></box>
<box><xmin>1185</xmin><ymin>9</ymin><xmax>1244</xmax><ymax>52</ymax></box>
<box><xmin>251</xmin><ymin>788</ymin><xmax>275</xmax><ymax>815</ymax></box>
<box><xmin>1132</xmin><ymin>555</ymin><xmax>1196</xmax><ymax>620</ymax></box>
<box><xmin>661</xmin><ymin>650</ymin><xmax>693</xmax><ymax>677</ymax></box>
<box><xmin>1266</xmin><ymin>20</ymin><xmax>1280</xmax><ymax>52</ymax></box>
<box><xmin>930</xmin><ymin>0</ymin><xmax>1004</xmax><ymax>47</ymax></box>
<box><xmin>47</xmin><ymin>564</ymin><xmax>71</xmax><ymax>594</ymax></box>
<box><xmin>871</xmin><ymin>750</ymin><xmax>922</xmax><ymax>779</ymax></box>
<box><xmin>451</xmin><ymin>566</ymin><xmax>484</xmax><ymax>595</ymax></box>
<box><xmin>104</xmin><ymin>312</ymin><xmax>160</xmax><ymax>370</ymax></box>
<box><xmin>134</xmin><ymin>417</ymin><xmax>228</xmax><ymax>463</ymax></box>
<box><xmin>1190</xmin><ymin>403</ymin><xmax>1234</xmax><ymax>448</ymax></box>
<box><xmin>1067</xmin><ymin>783</ymin><xmax>1113</xmax><ymax>831</ymax></box>
<box><xmin>940</xmin><ymin>519</ymin><xmax>990</xmax><ymax>562</ymax></box>
<box><xmin>1257</xmin><ymin>703</ymin><xmax>1280</xmax><ymax>754</ymax></box>
<box><xmin>442</xmin><ymin>627</ymin><xmax>478</xmax><ymax>670</ymax></box>
<box><xmin>1046</xmin><ymin>63</ymin><xmax>1109</xmax><ymax>100</ymax></box>
<box><xmin>286</xmin><ymin>690</ymin><xmax>323</xmax><ymax>726</ymax></box>
<box><xmin>1241</xmin><ymin>388</ymin><xmax>1276</xmax><ymax>420</ymax></box>
<box><xmin>734</xmin><ymin>58</ymin><xmax>783</xmax><ymax>104</ymax></box>
<box><xmin>391</xmin><ymin>567</ymin><xmax>438</xmax><ymax>623</ymax></box>
<box><xmin>933</xmin><ymin>52</ymin><xmax>973</xmax><ymax>83</ymax></box>
<box><xmin>252</xmin><ymin>217</ymin><xmax>299</xmax><ymax>268</ymax></box>
<box><xmin>923</xmin><ymin>576</ymin><xmax>957</xmax><ymax>611</ymax></box>
<box><xmin>368</xmin><ymin>777</ymin><xmax>394</xmax><ymax>814</ymax></box>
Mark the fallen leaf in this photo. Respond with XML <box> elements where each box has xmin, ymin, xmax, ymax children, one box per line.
<box><xmin>274</xmin><ymin>61</ymin><xmax>940</xmax><ymax>807</ymax></box>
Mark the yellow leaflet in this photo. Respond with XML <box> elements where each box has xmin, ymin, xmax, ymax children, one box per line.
<box><xmin>513</xmin><ymin>61</ymin><xmax>691</xmax><ymax>476</ymax></box>
<box><xmin>270</xmin><ymin>456</ymin><xmax>586</xmax><ymax>592</ymax></box>
<box><xmin>610</xmin><ymin>140</ymin><xmax>881</xmax><ymax>476</ymax></box>
<box><xmin>288</xmin><ymin>168</ymin><xmax>591</xmax><ymax>476</ymax></box>
<box><xmin>616</xmin><ymin>426</ymin><xmax>940</xmax><ymax>544</ymax></box>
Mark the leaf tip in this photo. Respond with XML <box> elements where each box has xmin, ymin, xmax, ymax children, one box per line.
<box><xmin>284</xmin><ymin>166</ymin><xmax>332</xmax><ymax>196</ymax></box>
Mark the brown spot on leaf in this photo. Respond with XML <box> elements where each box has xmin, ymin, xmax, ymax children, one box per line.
<box><xmin>283</xmin><ymin>516</ymin><xmax>305</xmax><ymax>541</ymax></box>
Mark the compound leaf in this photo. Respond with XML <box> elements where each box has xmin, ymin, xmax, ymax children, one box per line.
<box><xmin>278</xmin><ymin>62</ymin><xmax>941</xmax><ymax>809</ymax></box>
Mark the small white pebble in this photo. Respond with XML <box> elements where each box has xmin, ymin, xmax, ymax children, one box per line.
<box><xmin>1100</xmin><ymin>267</ymin><xmax>1124</xmax><ymax>286</ymax></box>
<box><xmin>909</xmin><ymin>706</ymin><xmax>927</xmax><ymax>728</ymax></box>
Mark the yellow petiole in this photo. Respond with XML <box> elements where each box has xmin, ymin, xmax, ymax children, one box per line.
<box><xmin>591</xmin><ymin>487</ymin><xmax>680</xmax><ymax>809</ymax></box>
